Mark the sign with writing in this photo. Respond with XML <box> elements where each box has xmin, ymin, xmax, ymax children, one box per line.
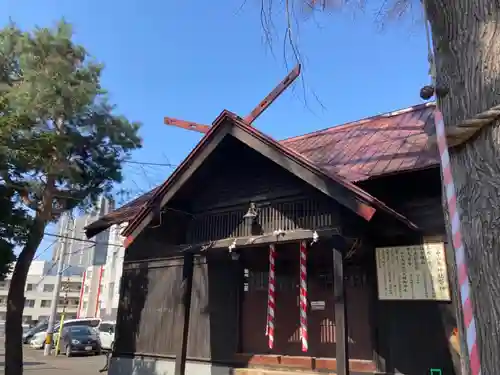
<box><xmin>311</xmin><ymin>301</ymin><xmax>326</xmax><ymax>311</ymax></box>
<box><xmin>375</xmin><ymin>243</ymin><xmax>451</xmax><ymax>301</ymax></box>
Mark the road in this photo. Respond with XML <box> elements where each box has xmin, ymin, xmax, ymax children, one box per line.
<box><xmin>0</xmin><ymin>339</ymin><xmax>105</xmax><ymax>375</ymax></box>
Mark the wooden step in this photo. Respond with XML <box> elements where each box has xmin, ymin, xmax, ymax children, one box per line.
<box><xmin>234</xmin><ymin>367</ymin><xmax>336</xmax><ymax>375</ymax></box>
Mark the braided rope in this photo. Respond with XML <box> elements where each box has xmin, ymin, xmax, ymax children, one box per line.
<box><xmin>420</xmin><ymin>0</ymin><xmax>500</xmax><ymax>149</ymax></box>
<box><xmin>428</xmin><ymin>104</ymin><xmax>500</xmax><ymax>148</ymax></box>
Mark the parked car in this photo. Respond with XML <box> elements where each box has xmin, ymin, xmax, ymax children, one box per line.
<box><xmin>57</xmin><ymin>326</ymin><xmax>101</xmax><ymax>357</ymax></box>
<box><xmin>23</xmin><ymin>321</ymin><xmax>48</xmax><ymax>344</ymax></box>
<box><xmin>97</xmin><ymin>321</ymin><xmax>115</xmax><ymax>351</ymax></box>
<box><xmin>29</xmin><ymin>317</ymin><xmax>102</xmax><ymax>349</ymax></box>
<box><xmin>29</xmin><ymin>331</ymin><xmax>47</xmax><ymax>349</ymax></box>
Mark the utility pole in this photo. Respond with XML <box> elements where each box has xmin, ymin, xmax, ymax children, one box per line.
<box><xmin>44</xmin><ymin>214</ymin><xmax>71</xmax><ymax>356</ymax></box>
<box><xmin>62</xmin><ymin>277</ymin><xmax>70</xmax><ymax>314</ymax></box>
<box><xmin>54</xmin><ymin>277</ymin><xmax>70</xmax><ymax>355</ymax></box>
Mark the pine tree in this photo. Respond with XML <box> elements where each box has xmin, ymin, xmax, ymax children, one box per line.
<box><xmin>0</xmin><ymin>20</ymin><xmax>142</xmax><ymax>375</ymax></box>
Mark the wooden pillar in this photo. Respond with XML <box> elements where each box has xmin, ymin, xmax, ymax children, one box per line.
<box><xmin>174</xmin><ymin>253</ymin><xmax>194</xmax><ymax>375</ymax></box>
<box><xmin>368</xmin><ymin>255</ymin><xmax>385</xmax><ymax>373</ymax></box>
<box><xmin>333</xmin><ymin>247</ymin><xmax>350</xmax><ymax>375</ymax></box>
<box><xmin>235</xmin><ymin>255</ymin><xmax>244</xmax><ymax>353</ymax></box>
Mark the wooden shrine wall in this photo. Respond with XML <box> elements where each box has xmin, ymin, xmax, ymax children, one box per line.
<box><xmin>115</xmin><ymin>258</ymin><xmax>186</xmax><ymax>356</ymax></box>
<box><xmin>186</xmin><ymin>253</ymin><xmax>239</xmax><ymax>361</ymax></box>
<box><xmin>240</xmin><ymin>243</ymin><xmax>372</xmax><ymax>360</ymax></box>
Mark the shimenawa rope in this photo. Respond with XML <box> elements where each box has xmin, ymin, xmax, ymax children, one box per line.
<box><xmin>420</xmin><ymin>3</ymin><xmax>500</xmax><ymax>148</ymax></box>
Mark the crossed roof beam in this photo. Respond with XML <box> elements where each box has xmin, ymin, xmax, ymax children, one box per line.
<box><xmin>163</xmin><ymin>64</ymin><xmax>301</xmax><ymax>134</ymax></box>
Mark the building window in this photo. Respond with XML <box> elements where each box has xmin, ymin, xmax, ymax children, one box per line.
<box><xmin>0</xmin><ymin>281</ymin><xmax>9</xmax><ymax>290</ymax></box>
<box><xmin>26</xmin><ymin>284</ymin><xmax>35</xmax><ymax>291</ymax></box>
<box><xmin>0</xmin><ymin>298</ymin><xmax>6</xmax><ymax>306</ymax></box>
<box><xmin>40</xmin><ymin>300</ymin><xmax>51</xmax><ymax>308</ymax></box>
<box><xmin>24</xmin><ymin>299</ymin><xmax>35</xmax><ymax>308</ymax></box>
<box><xmin>43</xmin><ymin>284</ymin><xmax>54</xmax><ymax>293</ymax></box>
<box><xmin>84</xmin><ymin>286</ymin><xmax>89</xmax><ymax>293</ymax></box>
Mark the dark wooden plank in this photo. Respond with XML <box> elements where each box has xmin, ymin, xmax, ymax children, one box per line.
<box><xmin>367</xmin><ymin>246</ymin><xmax>385</xmax><ymax>373</ymax></box>
<box><xmin>123</xmin><ymin>229</ymin><xmax>344</xmax><ymax>264</ymax></box>
<box><xmin>333</xmin><ymin>246</ymin><xmax>350</xmax><ymax>375</ymax></box>
<box><xmin>174</xmin><ymin>253</ymin><xmax>194</xmax><ymax>375</ymax></box>
<box><xmin>235</xmin><ymin>256</ymin><xmax>244</xmax><ymax>353</ymax></box>
<box><xmin>187</xmin><ymin>256</ymin><xmax>210</xmax><ymax>359</ymax></box>
<box><xmin>230</xmin><ymin>125</ymin><xmax>377</xmax><ymax>223</ymax></box>
<box><xmin>207</xmin><ymin>253</ymin><xmax>240</xmax><ymax>360</ymax></box>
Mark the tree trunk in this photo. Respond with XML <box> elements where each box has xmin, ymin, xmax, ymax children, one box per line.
<box><xmin>5</xmin><ymin>218</ymin><xmax>46</xmax><ymax>375</ymax></box>
<box><xmin>425</xmin><ymin>0</ymin><xmax>500</xmax><ymax>373</ymax></box>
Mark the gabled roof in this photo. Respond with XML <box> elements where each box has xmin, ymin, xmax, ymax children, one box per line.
<box><xmin>86</xmin><ymin>103</ymin><xmax>436</xmax><ymax>239</ymax></box>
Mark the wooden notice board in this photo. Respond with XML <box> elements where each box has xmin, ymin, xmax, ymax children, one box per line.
<box><xmin>375</xmin><ymin>243</ymin><xmax>451</xmax><ymax>301</ymax></box>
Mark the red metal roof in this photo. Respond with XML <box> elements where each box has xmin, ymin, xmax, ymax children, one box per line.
<box><xmin>85</xmin><ymin>103</ymin><xmax>438</xmax><ymax>238</ymax></box>
<box><xmin>281</xmin><ymin>102</ymin><xmax>439</xmax><ymax>182</ymax></box>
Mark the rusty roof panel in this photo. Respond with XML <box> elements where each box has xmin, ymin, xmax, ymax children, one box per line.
<box><xmin>281</xmin><ymin>103</ymin><xmax>439</xmax><ymax>181</ymax></box>
<box><xmin>85</xmin><ymin>187</ymin><xmax>159</xmax><ymax>238</ymax></box>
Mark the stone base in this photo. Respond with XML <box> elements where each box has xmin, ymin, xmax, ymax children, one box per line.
<box><xmin>109</xmin><ymin>356</ymin><xmax>383</xmax><ymax>375</ymax></box>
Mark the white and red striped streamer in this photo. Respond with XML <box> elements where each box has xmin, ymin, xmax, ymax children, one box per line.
<box><xmin>299</xmin><ymin>241</ymin><xmax>308</xmax><ymax>352</ymax></box>
<box><xmin>266</xmin><ymin>244</ymin><xmax>277</xmax><ymax>349</ymax></box>
<box><xmin>435</xmin><ymin>110</ymin><xmax>481</xmax><ymax>375</ymax></box>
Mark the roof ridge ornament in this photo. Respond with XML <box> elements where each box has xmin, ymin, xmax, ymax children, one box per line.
<box><xmin>163</xmin><ymin>64</ymin><xmax>301</xmax><ymax>134</ymax></box>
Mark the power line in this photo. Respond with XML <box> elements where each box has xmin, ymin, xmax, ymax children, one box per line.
<box><xmin>34</xmin><ymin>243</ymin><xmax>100</xmax><ymax>287</ymax></box>
<box><xmin>66</xmin><ymin>243</ymin><xmax>96</xmax><ymax>256</ymax></box>
<box><xmin>35</xmin><ymin>261</ymin><xmax>57</xmax><ymax>287</ymax></box>
<box><xmin>43</xmin><ymin>232</ymin><xmax>123</xmax><ymax>247</ymax></box>
<box><xmin>123</xmin><ymin>160</ymin><xmax>176</xmax><ymax>168</ymax></box>
<box><xmin>1</xmin><ymin>157</ymin><xmax>171</xmax><ymax>201</ymax></box>
<box><xmin>34</xmin><ymin>239</ymin><xmax>58</xmax><ymax>260</ymax></box>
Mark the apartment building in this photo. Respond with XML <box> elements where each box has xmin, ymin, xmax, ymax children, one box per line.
<box><xmin>0</xmin><ymin>211</ymin><xmax>126</xmax><ymax>324</ymax></box>
<box><xmin>0</xmin><ymin>261</ymin><xmax>84</xmax><ymax>323</ymax></box>
<box><xmin>52</xmin><ymin>196</ymin><xmax>114</xmax><ymax>268</ymax></box>
<box><xmin>99</xmin><ymin>222</ymin><xmax>126</xmax><ymax>320</ymax></box>
<box><xmin>78</xmin><ymin>223</ymin><xmax>126</xmax><ymax>321</ymax></box>
<box><xmin>49</xmin><ymin>196</ymin><xmax>122</xmax><ymax>320</ymax></box>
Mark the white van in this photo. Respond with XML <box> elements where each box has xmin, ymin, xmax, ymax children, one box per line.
<box><xmin>97</xmin><ymin>321</ymin><xmax>115</xmax><ymax>351</ymax></box>
<box><xmin>56</xmin><ymin>317</ymin><xmax>101</xmax><ymax>330</ymax></box>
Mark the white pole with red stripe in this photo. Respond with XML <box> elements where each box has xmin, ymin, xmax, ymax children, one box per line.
<box><xmin>435</xmin><ymin>110</ymin><xmax>481</xmax><ymax>375</ymax></box>
<box><xmin>266</xmin><ymin>244</ymin><xmax>277</xmax><ymax>349</ymax></box>
<box><xmin>76</xmin><ymin>270</ymin><xmax>86</xmax><ymax>318</ymax></box>
<box><xmin>299</xmin><ymin>241</ymin><xmax>308</xmax><ymax>352</ymax></box>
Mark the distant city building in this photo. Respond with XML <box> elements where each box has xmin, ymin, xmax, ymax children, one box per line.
<box><xmin>52</xmin><ymin>196</ymin><xmax>114</xmax><ymax>268</ymax></box>
<box><xmin>19</xmin><ymin>198</ymin><xmax>125</xmax><ymax>320</ymax></box>
<box><xmin>3</xmin><ymin>198</ymin><xmax>126</xmax><ymax>324</ymax></box>
<box><xmin>78</xmin><ymin>223</ymin><xmax>126</xmax><ymax>321</ymax></box>
<box><xmin>0</xmin><ymin>261</ymin><xmax>83</xmax><ymax>322</ymax></box>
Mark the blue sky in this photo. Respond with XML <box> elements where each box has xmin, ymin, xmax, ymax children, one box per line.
<box><xmin>3</xmin><ymin>0</ymin><xmax>430</xmax><ymax>261</ymax></box>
